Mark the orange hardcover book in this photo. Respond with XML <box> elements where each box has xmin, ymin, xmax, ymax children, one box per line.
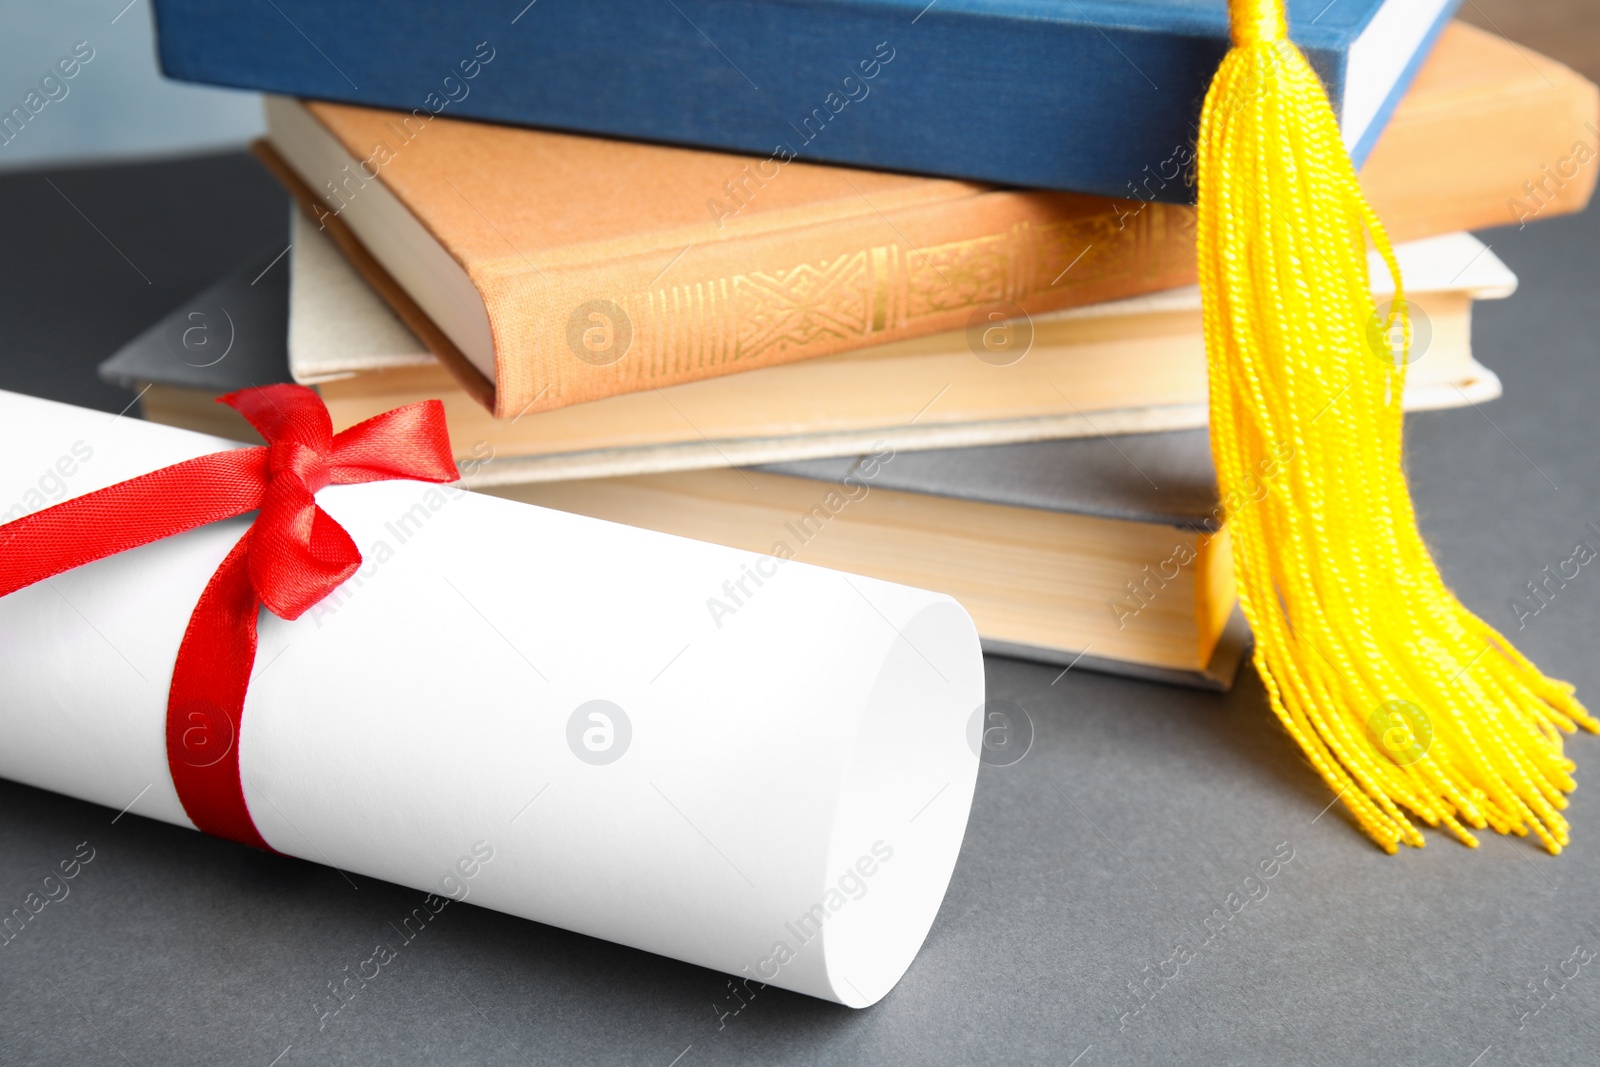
<box><xmin>258</xmin><ymin>20</ymin><xmax>1596</xmax><ymax>420</ymax></box>
<box><xmin>1360</xmin><ymin>22</ymin><xmax>1599</xmax><ymax>239</ymax></box>
<box><xmin>260</xmin><ymin>99</ymin><xmax>1199</xmax><ymax>420</ymax></box>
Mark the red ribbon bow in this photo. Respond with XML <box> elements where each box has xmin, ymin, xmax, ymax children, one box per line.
<box><xmin>0</xmin><ymin>386</ymin><xmax>457</xmax><ymax>850</ymax></box>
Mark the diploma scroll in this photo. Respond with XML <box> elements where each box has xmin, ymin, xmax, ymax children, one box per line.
<box><xmin>0</xmin><ymin>391</ymin><xmax>984</xmax><ymax>1006</ymax></box>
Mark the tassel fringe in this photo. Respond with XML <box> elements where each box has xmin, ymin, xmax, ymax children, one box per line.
<box><xmin>1199</xmin><ymin>0</ymin><xmax>1597</xmax><ymax>853</ymax></box>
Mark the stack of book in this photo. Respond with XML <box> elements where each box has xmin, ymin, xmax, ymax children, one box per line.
<box><xmin>120</xmin><ymin>4</ymin><xmax>1598</xmax><ymax>688</ymax></box>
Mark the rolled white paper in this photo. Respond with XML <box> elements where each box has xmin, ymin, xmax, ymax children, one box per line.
<box><xmin>0</xmin><ymin>390</ymin><xmax>983</xmax><ymax>1006</ymax></box>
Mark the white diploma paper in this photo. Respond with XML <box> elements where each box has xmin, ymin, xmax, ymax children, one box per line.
<box><xmin>0</xmin><ymin>390</ymin><xmax>984</xmax><ymax>1006</ymax></box>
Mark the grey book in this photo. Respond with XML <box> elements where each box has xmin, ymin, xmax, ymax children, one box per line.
<box><xmin>99</xmin><ymin>242</ymin><xmax>293</xmax><ymax>399</ymax></box>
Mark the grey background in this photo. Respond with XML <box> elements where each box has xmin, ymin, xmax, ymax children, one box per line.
<box><xmin>0</xmin><ymin>143</ymin><xmax>1597</xmax><ymax>1064</ymax></box>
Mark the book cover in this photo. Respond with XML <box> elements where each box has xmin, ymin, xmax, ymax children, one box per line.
<box><xmin>259</xmin><ymin>98</ymin><xmax>1200</xmax><ymax>418</ymax></box>
<box><xmin>151</xmin><ymin>0</ymin><xmax>1457</xmax><ymax>198</ymax></box>
<box><xmin>1359</xmin><ymin>22</ymin><xmax>1600</xmax><ymax>238</ymax></box>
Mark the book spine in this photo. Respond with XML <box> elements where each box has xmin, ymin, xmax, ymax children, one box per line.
<box><xmin>149</xmin><ymin>0</ymin><xmax>1356</xmax><ymax>200</ymax></box>
<box><xmin>488</xmin><ymin>195</ymin><xmax>1198</xmax><ymax>417</ymax></box>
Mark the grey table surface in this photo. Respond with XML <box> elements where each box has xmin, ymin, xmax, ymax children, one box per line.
<box><xmin>2</xmin><ymin>154</ymin><xmax>1598</xmax><ymax>1067</ymax></box>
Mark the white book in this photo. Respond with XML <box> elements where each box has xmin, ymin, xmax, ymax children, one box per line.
<box><xmin>153</xmin><ymin>216</ymin><xmax>1513</xmax><ymax>488</ymax></box>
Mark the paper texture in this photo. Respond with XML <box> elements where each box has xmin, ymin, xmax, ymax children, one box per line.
<box><xmin>0</xmin><ymin>390</ymin><xmax>983</xmax><ymax>1007</ymax></box>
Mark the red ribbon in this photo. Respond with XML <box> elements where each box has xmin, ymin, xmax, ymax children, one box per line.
<box><xmin>0</xmin><ymin>385</ymin><xmax>457</xmax><ymax>850</ymax></box>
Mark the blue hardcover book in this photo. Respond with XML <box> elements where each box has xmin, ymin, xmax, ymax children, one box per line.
<box><xmin>150</xmin><ymin>0</ymin><xmax>1458</xmax><ymax>200</ymax></box>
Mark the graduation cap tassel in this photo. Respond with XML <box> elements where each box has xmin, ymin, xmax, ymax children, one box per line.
<box><xmin>1197</xmin><ymin>0</ymin><xmax>1597</xmax><ymax>852</ymax></box>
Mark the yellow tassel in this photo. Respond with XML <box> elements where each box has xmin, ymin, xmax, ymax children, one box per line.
<box><xmin>1198</xmin><ymin>0</ymin><xmax>1597</xmax><ymax>853</ymax></box>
